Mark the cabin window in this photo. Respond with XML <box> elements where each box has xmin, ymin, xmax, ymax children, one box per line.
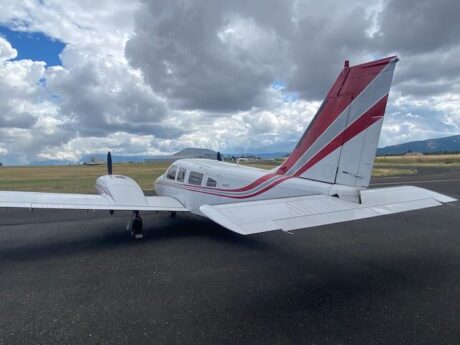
<box><xmin>206</xmin><ymin>177</ymin><xmax>217</xmax><ymax>187</ymax></box>
<box><xmin>188</xmin><ymin>171</ymin><xmax>204</xmax><ymax>185</ymax></box>
<box><xmin>176</xmin><ymin>167</ymin><xmax>186</xmax><ymax>182</ymax></box>
<box><xmin>166</xmin><ymin>165</ymin><xmax>177</xmax><ymax>180</ymax></box>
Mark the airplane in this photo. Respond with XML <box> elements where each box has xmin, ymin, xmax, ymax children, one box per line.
<box><xmin>0</xmin><ymin>56</ymin><xmax>456</xmax><ymax>239</ymax></box>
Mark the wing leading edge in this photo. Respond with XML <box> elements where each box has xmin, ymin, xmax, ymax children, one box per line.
<box><xmin>200</xmin><ymin>186</ymin><xmax>456</xmax><ymax>235</ymax></box>
<box><xmin>0</xmin><ymin>191</ymin><xmax>188</xmax><ymax>212</ymax></box>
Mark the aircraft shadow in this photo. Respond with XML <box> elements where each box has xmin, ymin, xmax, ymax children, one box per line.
<box><xmin>0</xmin><ymin>213</ymin><xmax>270</xmax><ymax>264</ymax></box>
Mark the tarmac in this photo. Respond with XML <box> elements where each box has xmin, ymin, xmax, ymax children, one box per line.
<box><xmin>0</xmin><ymin>166</ymin><xmax>459</xmax><ymax>344</ymax></box>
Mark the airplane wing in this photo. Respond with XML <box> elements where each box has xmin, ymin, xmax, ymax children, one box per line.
<box><xmin>200</xmin><ymin>186</ymin><xmax>456</xmax><ymax>235</ymax></box>
<box><xmin>0</xmin><ymin>191</ymin><xmax>188</xmax><ymax>212</ymax></box>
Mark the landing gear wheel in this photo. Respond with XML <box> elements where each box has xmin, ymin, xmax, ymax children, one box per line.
<box><xmin>130</xmin><ymin>211</ymin><xmax>144</xmax><ymax>239</ymax></box>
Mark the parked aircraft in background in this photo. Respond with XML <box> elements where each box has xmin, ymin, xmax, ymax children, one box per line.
<box><xmin>0</xmin><ymin>56</ymin><xmax>456</xmax><ymax>238</ymax></box>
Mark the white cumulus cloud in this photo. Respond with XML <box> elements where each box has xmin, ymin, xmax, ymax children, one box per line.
<box><xmin>0</xmin><ymin>36</ymin><xmax>17</xmax><ymax>61</ymax></box>
<box><xmin>0</xmin><ymin>0</ymin><xmax>458</xmax><ymax>164</ymax></box>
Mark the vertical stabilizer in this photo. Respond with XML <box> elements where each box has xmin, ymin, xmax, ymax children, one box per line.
<box><xmin>277</xmin><ymin>56</ymin><xmax>398</xmax><ymax>188</ymax></box>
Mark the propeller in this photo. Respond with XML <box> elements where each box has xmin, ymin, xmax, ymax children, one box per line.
<box><xmin>107</xmin><ymin>151</ymin><xmax>113</xmax><ymax>175</ymax></box>
<box><xmin>107</xmin><ymin>151</ymin><xmax>114</xmax><ymax>215</ymax></box>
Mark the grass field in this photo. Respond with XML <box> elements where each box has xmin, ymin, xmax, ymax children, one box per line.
<box><xmin>375</xmin><ymin>154</ymin><xmax>460</xmax><ymax>166</ymax></box>
<box><xmin>0</xmin><ymin>159</ymin><xmax>420</xmax><ymax>194</ymax></box>
<box><xmin>0</xmin><ymin>163</ymin><xmax>170</xmax><ymax>193</ymax></box>
<box><xmin>371</xmin><ymin>167</ymin><xmax>417</xmax><ymax>177</ymax></box>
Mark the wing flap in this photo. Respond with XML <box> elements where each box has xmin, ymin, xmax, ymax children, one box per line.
<box><xmin>200</xmin><ymin>186</ymin><xmax>456</xmax><ymax>235</ymax></box>
<box><xmin>145</xmin><ymin>196</ymin><xmax>188</xmax><ymax>211</ymax></box>
<box><xmin>0</xmin><ymin>191</ymin><xmax>188</xmax><ymax>211</ymax></box>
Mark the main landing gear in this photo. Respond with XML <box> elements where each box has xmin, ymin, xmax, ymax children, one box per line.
<box><xmin>128</xmin><ymin>211</ymin><xmax>143</xmax><ymax>239</ymax></box>
<box><xmin>127</xmin><ymin>211</ymin><xmax>178</xmax><ymax>239</ymax></box>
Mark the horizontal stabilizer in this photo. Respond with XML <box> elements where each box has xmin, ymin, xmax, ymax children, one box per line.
<box><xmin>200</xmin><ymin>186</ymin><xmax>456</xmax><ymax>235</ymax></box>
<box><xmin>0</xmin><ymin>191</ymin><xmax>188</xmax><ymax>212</ymax></box>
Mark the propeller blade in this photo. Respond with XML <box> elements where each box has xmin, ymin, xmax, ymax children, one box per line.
<box><xmin>107</xmin><ymin>152</ymin><xmax>112</xmax><ymax>175</ymax></box>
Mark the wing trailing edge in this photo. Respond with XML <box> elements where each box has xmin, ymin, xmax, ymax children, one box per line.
<box><xmin>200</xmin><ymin>186</ymin><xmax>456</xmax><ymax>235</ymax></box>
<box><xmin>0</xmin><ymin>191</ymin><xmax>188</xmax><ymax>212</ymax></box>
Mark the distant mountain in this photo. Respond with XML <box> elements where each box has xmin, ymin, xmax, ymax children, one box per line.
<box><xmin>78</xmin><ymin>149</ymin><xmax>219</xmax><ymax>164</ymax></box>
<box><xmin>225</xmin><ymin>152</ymin><xmax>289</xmax><ymax>159</ymax></box>
<box><xmin>172</xmin><ymin>148</ymin><xmax>217</xmax><ymax>158</ymax></box>
<box><xmin>80</xmin><ymin>154</ymin><xmax>150</xmax><ymax>163</ymax></box>
<box><xmin>31</xmin><ymin>159</ymin><xmax>74</xmax><ymax>166</ymax></box>
<box><xmin>26</xmin><ymin>148</ymin><xmax>288</xmax><ymax>166</ymax></box>
<box><xmin>377</xmin><ymin>135</ymin><xmax>460</xmax><ymax>155</ymax></box>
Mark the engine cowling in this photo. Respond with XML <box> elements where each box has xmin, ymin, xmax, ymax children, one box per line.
<box><xmin>96</xmin><ymin>175</ymin><xmax>148</xmax><ymax>207</ymax></box>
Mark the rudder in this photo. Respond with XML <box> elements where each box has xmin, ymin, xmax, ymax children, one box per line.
<box><xmin>277</xmin><ymin>56</ymin><xmax>398</xmax><ymax>188</ymax></box>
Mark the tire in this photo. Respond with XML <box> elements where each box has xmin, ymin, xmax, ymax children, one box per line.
<box><xmin>131</xmin><ymin>216</ymin><xmax>143</xmax><ymax>239</ymax></box>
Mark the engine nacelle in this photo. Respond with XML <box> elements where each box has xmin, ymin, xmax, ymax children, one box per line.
<box><xmin>96</xmin><ymin>175</ymin><xmax>148</xmax><ymax>207</ymax></box>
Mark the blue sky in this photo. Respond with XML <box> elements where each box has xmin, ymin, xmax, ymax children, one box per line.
<box><xmin>0</xmin><ymin>26</ymin><xmax>65</xmax><ymax>66</ymax></box>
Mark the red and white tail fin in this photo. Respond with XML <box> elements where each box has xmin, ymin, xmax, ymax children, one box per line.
<box><xmin>277</xmin><ymin>56</ymin><xmax>398</xmax><ymax>188</ymax></box>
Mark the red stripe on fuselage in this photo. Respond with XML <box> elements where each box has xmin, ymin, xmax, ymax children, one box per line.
<box><xmin>162</xmin><ymin>172</ymin><xmax>281</xmax><ymax>195</ymax></box>
<box><xmin>162</xmin><ymin>175</ymin><xmax>293</xmax><ymax>199</ymax></box>
<box><xmin>277</xmin><ymin>57</ymin><xmax>394</xmax><ymax>175</ymax></box>
<box><xmin>293</xmin><ymin>94</ymin><xmax>389</xmax><ymax>177</ymax></box>
<box><xmin>198</xmin><ymin>172</ymin><xmax>280</xmax><ymax>192</ymax></box>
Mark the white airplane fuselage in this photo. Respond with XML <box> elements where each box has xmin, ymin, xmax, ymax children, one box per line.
<box><xmin>154</xmin><ymin>158</ymin><xmax>359</xmax><ymax>215</ymax></box>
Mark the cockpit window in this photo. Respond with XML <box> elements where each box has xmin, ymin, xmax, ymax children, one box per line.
<box><xmin>166</xmin><ymin>165</ymin><xmax>177</xmax><ymax>180</ymax></box>
<box><xmin>206</xmin><ymin>177</ymin><xmax>217</xmax><ymax>187</ymax></box>
<box><xmin>177</xmin><ymin>167</ymin><xmax>186</xmax><ymax>183</ymax></box>
<box><xmin>188</xmin><ymin>171</ymin><xmax>204</xmax><ymax>185</ymax></box>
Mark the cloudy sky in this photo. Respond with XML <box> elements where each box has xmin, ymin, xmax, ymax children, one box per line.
<box><xmin>0</xmin><ymin>0</ymin><xmax>459</xmax><ymax>164</ymax></box>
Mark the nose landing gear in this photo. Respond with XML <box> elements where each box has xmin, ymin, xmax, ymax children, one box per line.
<box><xmin>128</xmin><ymin>211</ymin><xmax>143</xmax><ymax>239</ymax></box>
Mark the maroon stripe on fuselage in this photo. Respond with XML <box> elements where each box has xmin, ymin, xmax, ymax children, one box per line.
<box><xmin>197</xmin><ymin>172</ymin><xmax>280</xmax><ymax>192</ymax></box>
<box><xmin>162</xmin><ymin>175</ymin><xmax>293</xmax><ymax>199</ymax></box>
<box><xmin>162</xmin><ymin>172</ymin><xmax>281</xmax><ymax>194</ymax></box>
<box><xmin>277</xmin><ymin>57</ymin><xmax>394</xmax><ymax>175</ymax></box>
